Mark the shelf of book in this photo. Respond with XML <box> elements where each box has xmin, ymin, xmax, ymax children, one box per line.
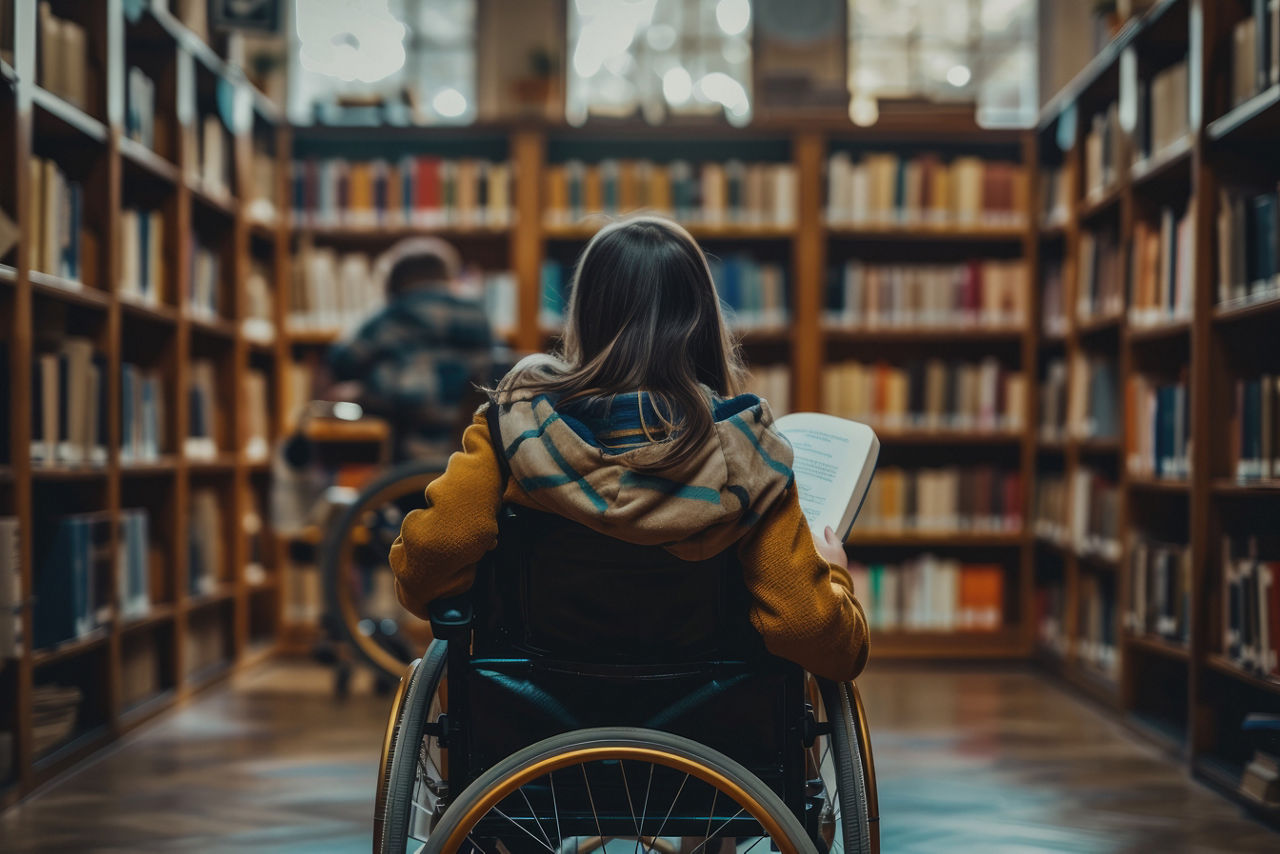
<box><xmin>823</xmin><ymin>326</ymin><xmax>1025</xmax><ymax>344</ymax></box>
<box><xmin>29</xmin><ymin>87</ymin><xmax>108</xmax><ymax>144</ymax></box>
<box><xmin>118</xmin><ymin>138</ymin><xmax>181</xmax><ymax>186</ymax></box>
<box><xmin>1127</xmin><ymin>476</ymin><xmax>1191</xmax><ymax>493</ymax></box>
<box><xmin>825</xmin><ymin>225</ymin><xmax>1025</xmax><ymax>243</ymax></box>
<box><xmin>1207</xmin><ymin>82</ymin><xmax>1280</xmax><ymax>141</ymax></box>
<box><xmin>1213</xmin><ymin>293</ymin><xmax>1280</xmax><ymax>324</ymax></box>
<box><xmin>1127</xmin><ymin>633</ymin><xmax>1191</xmax><ymax>662</ymax></box>
<box><xmin>1127</xmin><ymin>318</ymin><xmax>1191</xmax><ymax>343</ymax></box>
<box><xmin>1206</xmin><ymin>655</ymin><xmax>1280</xmax><ymax>697</ymax></box>
<box><xmin>846</xmin><ymin>532</ymin><xmax>1025</xmax><ymax>548</ymax></box>
<box><xmin>1211</xmin><ymin>479</ymin><xmax>1280</xmax><ymax>495</ymax></box>
<box><xmin>31</xmin><ymin>631</ymin><xmax>111</xmax><ymax>669</ymax></box>
<box><xmin>28</xmin><ymin>272</ymin><xmax>110</xmax><ymax>309</ymax></box>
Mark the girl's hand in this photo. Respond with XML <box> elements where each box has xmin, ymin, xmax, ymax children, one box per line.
<box><xmin>812</xmin><ymin>526</ymin><xmax>849</xmax><ymax>571</ymax></box>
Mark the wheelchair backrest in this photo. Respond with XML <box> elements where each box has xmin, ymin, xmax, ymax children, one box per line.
<box><xmin>470</xmin><ymin>503</ymin><xmax>766</xmax><ymax>666</ymax></box>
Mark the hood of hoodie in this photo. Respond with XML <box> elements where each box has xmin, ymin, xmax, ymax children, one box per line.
<box><xmin>493</xmin><ymin>362</ymin><xmax>795</xmax><ymax>562</ymax></box>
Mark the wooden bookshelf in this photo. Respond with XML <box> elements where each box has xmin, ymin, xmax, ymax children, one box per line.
<box><xmin>0</xmin><ymin>0</ymin><xmax>287</xmax><ymax>801</ymax></box>
<box><xmin>1033</xmin><ymin>0</ymin><xmax>1280</xmax><ymax>819</ymax></box>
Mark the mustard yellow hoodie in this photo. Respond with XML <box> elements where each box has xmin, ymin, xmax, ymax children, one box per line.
<box><xmin>390</xmin><ymin>382</ymin><xmax>869</xmax><ymax>682</ymax></box>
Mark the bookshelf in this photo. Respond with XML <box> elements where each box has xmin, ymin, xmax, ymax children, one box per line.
<box><xmin>1034</xmin><ymin>0</ymin><xmax>1280</xmax><ymax>823</ymax></box>
<box><xmin>0</xmin><ymin>0</ymin><xmax>288</xmax><ymax>805</ymax></box>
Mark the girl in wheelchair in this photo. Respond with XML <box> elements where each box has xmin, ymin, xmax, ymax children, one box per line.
<box><xmin>382</xmin><ymin>216</ymin><xmax>875</xmax><ymax>853</ymax></box>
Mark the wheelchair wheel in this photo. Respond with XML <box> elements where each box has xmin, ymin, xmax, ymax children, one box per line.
<box><xmin>374</xmin><ymin>641</ymin><xmax>449</xmax><ymax>854</ymax></box>
<box><xmin>429</xmin><ymin>727</ymin><xmax>818</xmax><ymax>854</ymax></box>
<box><xmin>320</xmin><ymin>459</ymin><xmax>449</xmax><ymax>681</ymax></box>
<box><xmin>811</xmin><ymin>679</ymin><xmax>879</xmax><ymax>854</ymax></box>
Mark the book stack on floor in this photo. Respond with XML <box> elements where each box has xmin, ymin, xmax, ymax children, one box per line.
<box><xmin>1221</xmin><ymin>535</ymin><xmax>1280</xmax><ymax>680</ymax></box>
<box><xmin>1033</xmin><ymin>474</ymin><xmax>1069</xmax><ymax>547</ymax></box>
<box><xmin>120</xmin><ymin>363</ymin><xmax>165</xmax><ymax>462</ymax></box>
<box><xmin>36</xmin><ymin>3</ymin><xmax>88</xmax><ymax>111</ymax></box>
<box><xmin>1126</xmin><ymin>537</ymin><xmax>1191</xmax><ymax>646</ymax></box>
<box><xmin>1071</xmin><ymin>469</ymin><xmax>1121</xmax><ymax>561</ymax></box>
<box><xmin>544</xmin><ymin>159</ymin><xmax>795</xmax><ymax>228</ymax></box>
<box><xmin>1068</xmin><ymin>353</ymin><xmax>1120</xmax><ymax>440</ymax></box>
<box><xmin>289</xmin><ymin>246</ymin><xmax>386</xmax><ymax>335</ymax></box>
<box><xmin>31</xmin><ymin>340</ymin><xmax>109</xmax><ymax>468</ymax></box>
<box><xmin>118</xmin><ymin>509</ymin><xmax>151</xmax><ymax>620</ymax></box>
<box><xmin>825</xmin><ymin>151</ymin><xmax>1027</xmax><ymax>227</ymax></box>
<box><xmin>1240</xmin><ymin>714</ymin><xmax>1280</xmax><ymax>809</ymax></box>
<box><xmin>28</xmin><ymin>157</ymin><xmax>86</xmax><ymax>283</ymax></box>
<box><xmin>1233</xmin><ymin>374</ymin><xmax>1280</xmax><ymax>482</ymax></box>
<box><xmin>821</xmin><ymin>358</ymin><xmax>1024</xmax><ymax>434</ymax></box>
<box><xmin>188</xmin><ymin>489</ymin><xmax>223</xmax><ymax>597</ymax></box>
<box><xmin>1039</xmin><ymin>358</ymin><xmax>1068</xmax><ymax>441</ymax></box>
<box><xmin>1084</xmin><ymin>101</ymin><xmax>1123</xmax><ymax>199</ymax></box>
<box><xmin>1217</xmin><ymin>186</ymin><xmax>1280</xmax><ymax>310</ymax></box>
<box><xmin>33</xmin><ymin>513</ymin><xmax>112</xmax><ymax>649</ymax></box>
<box><xmin>848</xmin><ymin>557</ymin><xmax>1005</xmax><ymax>632</ymax></box>
<box><xmin>125</xmin><ymin>67</ymin><xmax>156</xmax><ymax>150</ymax></box>
<box><xmin>1130</xmin><ymin>206</ymin><xmax>1193</xmax><ymax>327</ymax></box>
<box><xmin>185</xmin><ymin>360</ymin><xmax>220</xmax><ymax>460</ymax></box>
<box><xmin>1230</xmin><ymin>2</ymin><xmax>1280</xmax><ymax>109</ymax></box>
<box><xmin>118</xmin><ymin>208</ymin><xmax>166</xmax><ymax>306</ymax></box>
<box><xmin>1077</xmin><ymin>227</ymin><xmax>1125</xmax><ymax>320</ymax></box>
<box><xmin>857</xmin><ymin>466</ymin><xmax>1022</xmax><ymax>534</ymax></box>
<box><xmin>823</xmin><ymin>260</ymin><xmax>1028</xmax><ymax>329</ymax></box>
<box><xmin>0</xmin><ymin>518</ymin><xmax>22</xmax><ymax>660</ymax></box>
<box><xmin>188</xmin><ymin>233</ymin><xmax>222</xmax><ymax>319</ymax></box>
<box><xmin>1077</xmin><ymin>572</ymin><xmax>1119</xmax><ymax>678</ymax></box>
<box><xmin>293</xmin><ymin>157</ymin><xmax>514</xmax><ymax>228</ymax></box>
<box><xmin>1135</xmin><ymin>58</ymin><xmax>1190</xmax><ymax>164</ymax></box>
<box><xmin>1125</xmin><ymin>374</ymin><xmax>1190</xmax><ymax>480</ymax></box>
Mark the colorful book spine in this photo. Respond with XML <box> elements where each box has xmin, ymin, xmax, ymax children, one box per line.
<box><xmin>849</xmin><ymin>556</ymin><xmax>1005</xmax><ymax>632</ymax></box>
<box><xmin>824</xmin><ymin>260</ymin><xmax>1028</xmax><ymax>329</ymax></box>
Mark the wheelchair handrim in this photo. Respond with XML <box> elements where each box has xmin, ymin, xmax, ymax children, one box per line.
<box><xmin>432</xmin><ymin>740</ymin><xmax>808</xmax><ymax>854</ymax></box>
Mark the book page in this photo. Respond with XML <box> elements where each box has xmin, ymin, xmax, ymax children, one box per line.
<box><xmin>786</xmin><ymin>426</ymin><xmax>854</xmax><ymax>534</ymax></box>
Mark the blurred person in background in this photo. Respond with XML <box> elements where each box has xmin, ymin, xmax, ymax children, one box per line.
<box><xmin>327</xmin><ymin>237</ymin><xmax>497</xmax><ymax>461</ymax></box>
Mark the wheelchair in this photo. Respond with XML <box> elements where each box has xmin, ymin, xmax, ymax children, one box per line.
<box><xmin>373</xmin><ymin>503</ymin><xmax>879</xmax><ymax>854</ymax></box>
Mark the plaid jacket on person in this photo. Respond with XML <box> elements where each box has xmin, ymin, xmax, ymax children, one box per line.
<box><xmin>328</xmin><ymin>288</ymin><xmax>495</xmax><ymax>459</ymax></box>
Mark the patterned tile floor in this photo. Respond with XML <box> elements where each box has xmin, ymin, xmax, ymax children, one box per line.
<box><xmin>0</xmin><ymin>661</ymin><xmax>1275</xmax><ymax>852</ymax></box>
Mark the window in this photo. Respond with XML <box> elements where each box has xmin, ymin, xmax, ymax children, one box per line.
<box><xmin>566</xmin><ymin>0</ymin><xmax>754</xmax><ymax>126</ymax></box>
<box><xmin>847</xmin><ymin>0</ymin><xmax>1037</xmax><ymax>127</ymax></box>
<box><xmin>290</xmin><ymin>0</ymin><xmax>476</xmax><ymax>125</ymax></box>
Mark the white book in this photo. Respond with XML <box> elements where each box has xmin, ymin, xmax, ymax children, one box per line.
<box><xmin>774</xmin><ymin>412</ymin><xmax>880</xmax><ymax>541</ymax></box>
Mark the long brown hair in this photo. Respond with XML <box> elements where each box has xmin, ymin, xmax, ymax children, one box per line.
<box><xmin>498</xmin><ymin>215</ymin><xmax>747</xmax><ymax>470</ymax></box>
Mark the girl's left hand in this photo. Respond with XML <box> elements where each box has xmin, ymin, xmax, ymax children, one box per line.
<box><xmin>812</xmin><ymin>525</ymin><xmax>849</xmax><ymax>570</ymax></box>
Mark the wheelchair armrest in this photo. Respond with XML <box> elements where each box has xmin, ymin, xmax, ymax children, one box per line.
<box><xmin>429</xmin><ymin>595</ymin><xmax>473</xmax><ymax>640</ymax></box>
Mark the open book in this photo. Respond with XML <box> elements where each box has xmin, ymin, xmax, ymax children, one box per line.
<box><xmin>775</xmin><ymin>412</ymin><xmax>880</xmax><ymax>541</ymax></box>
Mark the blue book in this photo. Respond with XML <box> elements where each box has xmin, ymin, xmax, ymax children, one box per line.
<box><xmin>138</xmin><ymin>211</ymin><xmax>151</xmax><ymax>297</ymax></box>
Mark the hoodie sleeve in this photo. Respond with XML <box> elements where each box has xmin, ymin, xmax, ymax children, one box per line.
<box><xmin>735</xmin><ymin>486</ymin><xmax>870</xmax><ymax>682</ymax></box>
<box><xmin>389</xmin><ymin>413</ymin><xmax>504</xmax><ymax>618</ymax></box>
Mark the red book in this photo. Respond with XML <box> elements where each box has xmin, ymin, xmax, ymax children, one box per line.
<box><xmin>415</xmin><ymin>156</ymin><xmax>441</xmax><ymax>219</ymax></box>
<box><xmin>1004</xmin><ymin>471</ymin><xmax>1022</xmax><ymax>529</ymax></box>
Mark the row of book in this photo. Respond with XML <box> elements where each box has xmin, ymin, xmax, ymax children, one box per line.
<box><xmin>1230</xmin><ymin>3</ymin><xmax>1280</xmax><ymax>112</ymax></box>
<box><xmin>1217</xmin><ymin>186</ymin><xmax>1279</xmax><ymax>308</ymax></box>
<box><xmin>291</xmin><ymin>158</ymin><xmax>514</xmax><ymax>229</ymax></box>
<box><xmin>821</xmin><ymin>358</ymin><xmax>1025</xmax><ymax>433</ymax></box>
<box><xmin>289</xmin><ymin>246</ymin><xmax>386</xmax><ymax>334</ymax></box>
<box><xmin>37</xmin><ymin>3</ymin><xmax>89</xmax><ymax>112</ymax></box>
<box><xmin>1033</xmin><ymin>470</ymin><xmax>1122</xmax><ymax>562</ymax></box>
<box><xmin>545</xmin><ymin>160</ymin><xmax>797</xmax><ymax>228</ymax></box>
<box><xmin>244</xmin><ymin>369</ymin><xmax>271</xmax><ymax>462</ymax></box>
<box><xmin>31</xmin><ymin>339</ymin><xmax>109</xmax><ymax>467</ymax></box>
<box><xmin>188</xmin><ymin>115</ymin><xmax>233</xmax><ymax>200</ymax></box>
<box><xmin>848</xmin><ymin>557</ymin><xmax>1005</xmax><ymax>632</ymax></box>
<box><xmin>1032</xmin><ymin>473</ymin><xmax>1069</xmax><ymax>546</ymax></box>
<box><xmin>1130</xmin><ymin>206</ymin><xmax>1193</xmax><ymax>327</ymax></box>
<box><xmin>125</xmin><ymin>66</ymin><xmax>157</xmax><ymax>151</ymax></box>
<box><xmin>1222</xmin><ymin>535</ymin><xmax>1280</xmax><ymax>678</ymax></box>
<box><xmin>1076</xmin><ymin>572</ymin><xmax>1119</xmax><ymax>677</ymax></box>
<box><xmin>745</xmin><ymin>364</ymin><xmax>790</xmax><ymax>416</ymax></box>
<box><xmin>186</xmin><ymin>360</ymin><xmax>221</xmax><ymax>460</ymax></box>
<box><xmin>189</xmin><ymin>233</ymin><xmax>223</xmax><ymax>320</ymax></box>
<box><xmin>1084</xmin><ymin>101</ymin><xmax>1123</xmax><ymax>199</ymax></box>
<box><xmin>121</xmin><ymin>638</ymin><xmax>163</xmax><ymax>709</ymax></box>
<box><xmin>0</xmin><ymin>518</ymin><xmax>20</xmax><ymax>659</ymax></box>
<box><xmin>1125</xmin><ymin>375</ymin><xmax>1191</xmax><ymax>480</ymax></box>
<box><xmin>825</xmin><ymin>152</ymin><xmax>1027</xmax><ymax>227</ymax></box>
<box><xmin>822</xmin><ymin>260</ymin><xmax>1028</xmax><ymax>329</ymax></box>
<box><xmin>244</xmin><ymin>258</ymin><xmax>275</xmax><ymax>343</ymax></box>
<box><xmin>1039</xmin><ymin>165</ymin><xmax>1070</xmax><ymax>228</ymax></box>
<box><xmin>1038</xmin><ymin>358</ymin><xmax>1069</xmax><ymax>442</ymax></box>
<box><xmin>1234</xmin><ymin>374</ymin><xmax>1280</xmax><ymax>482</ymax></box>
<box><xmin>29</xmin><ymin>156</ymin><xmax>87</xmax><ymax>283</ymax></box>
<box><xmin>857</xmin><ymin>466</ymin><xmax>1022</xmax><ymax>535</ymax></box>
<box><xmin>119</xmin><ymin>208</ymin><xmax>166</xmax><ymax>306</ymax></box>
<box><xmin>1035</xmin><ymin>355</ymin><xmax>1119</xmax><ymax>443</ymax></box>
<box><xmin>246</xmin><ymin>143</ymin><xmax>278</xmax><ymax>224</ymax></box>
<box><xmin>1041</xmin><ymin>260</ymin><xmax>1066</xmax><ymax>338</ymax></box>
<box><xmin>1125</xmin><ymin>537</ymin><xmax>1190</xmax><ymax>644</ymax></box>
<box><xmin>1135</xmin><ymin>59</ymin><xmax>1190</xmax><ymax>164</ymax></box>
<box><xmin>1077</xmin><ymin>228</ymin><xmax>1124</xmax><ymax>320</ymax></box>
<box><xmin>188</xmin><ymin>488</ymin><xmax>224</xmax><ymax>597</ymax></box>
<box><xmin>121</xmin><ymin>363</ymin><xmax>166</xmax><ymax>462</ymax></box>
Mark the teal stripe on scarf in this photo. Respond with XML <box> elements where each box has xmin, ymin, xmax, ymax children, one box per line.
<box><xmin>728</xmin><ymin>413</ymin><xmax>793</xmax><ymax>481</ymax></box>
<box><xmin>620</xmin><ymin>471</ymin><xmax>722</xmax><ymax>504</ymax></box>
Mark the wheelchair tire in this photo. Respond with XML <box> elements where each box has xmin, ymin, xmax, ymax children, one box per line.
<box><xmin>818</xmin><ymin>680</ymin><xmax>879</xmax><ymax>854</ymax></box>
<box><xmin>429</xmin><ymin>726</ymin><xmax>819</xmax><ymax>854</ymax></box>
<box><xmin>320</xmin><ymin>459</ymin><xmax>449</xmax><ymax>681</ymax></box>
<box><xmin>374</xmin><ymin>641</ymin><xmax>449</xmax><ymax>854</ymax></box>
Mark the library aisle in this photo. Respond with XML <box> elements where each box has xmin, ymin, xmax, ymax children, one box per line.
<box><xmin>0</xmin><ymin>663</ymin><xmax>1274</xmax><ymax>853</ymax></box>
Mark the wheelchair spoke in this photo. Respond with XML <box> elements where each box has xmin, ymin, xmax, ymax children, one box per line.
<box><xmin>465</xmin><ymin>834</ymin><xmax>489</xmax><ymax>854</ymax></box>
<box><xmin>581</xmin><ymin>764</ymin><xmax>607</xmax><ymax>850</ymax></box>
<box><xmin>701</xmin><ymin>789</ymin><xmax>718</xmax><ymax>849</ymax></box>
<box><xmin>491</xmin><ymin>805</ymin><xmax>557</xmax><ymax>853</ymax></box>
<box><xmin>619</xmin><ymin>760</ymin><xmax>642</xmax><ymax>842</ymax></box>
<box><xmin>634</xmin><ymin>762</ymin><xmax>654</xmax><ymax>854</ymax></box>
<box><xmin>689</xmin><ymin>807</ymin><xmax>747</xmax><ymax>854</ymax></box>
<box><xmin>548</xmin><ymin>769</ymin><xmax>564</xmax><ymax>852</ymax></box>
<box><xmin>518</xmin><ymin>785</ymin><xmax>555</xmax><ymax>851</ymax></box>
<box><xmin>648</xmin><ymin>771</ymin><xmax>690</xmax><ymax>841</ymax></box>
<box><xmin>740</xmin><ymin>833</ymin><xmax>768</xmax><ymax>854</ymax></box>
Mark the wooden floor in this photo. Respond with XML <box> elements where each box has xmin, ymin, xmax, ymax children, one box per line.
<box><xmin>0</xmin><ymin>661</ymin><xmax>1276</xmax><ymax>852</ymax></box>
